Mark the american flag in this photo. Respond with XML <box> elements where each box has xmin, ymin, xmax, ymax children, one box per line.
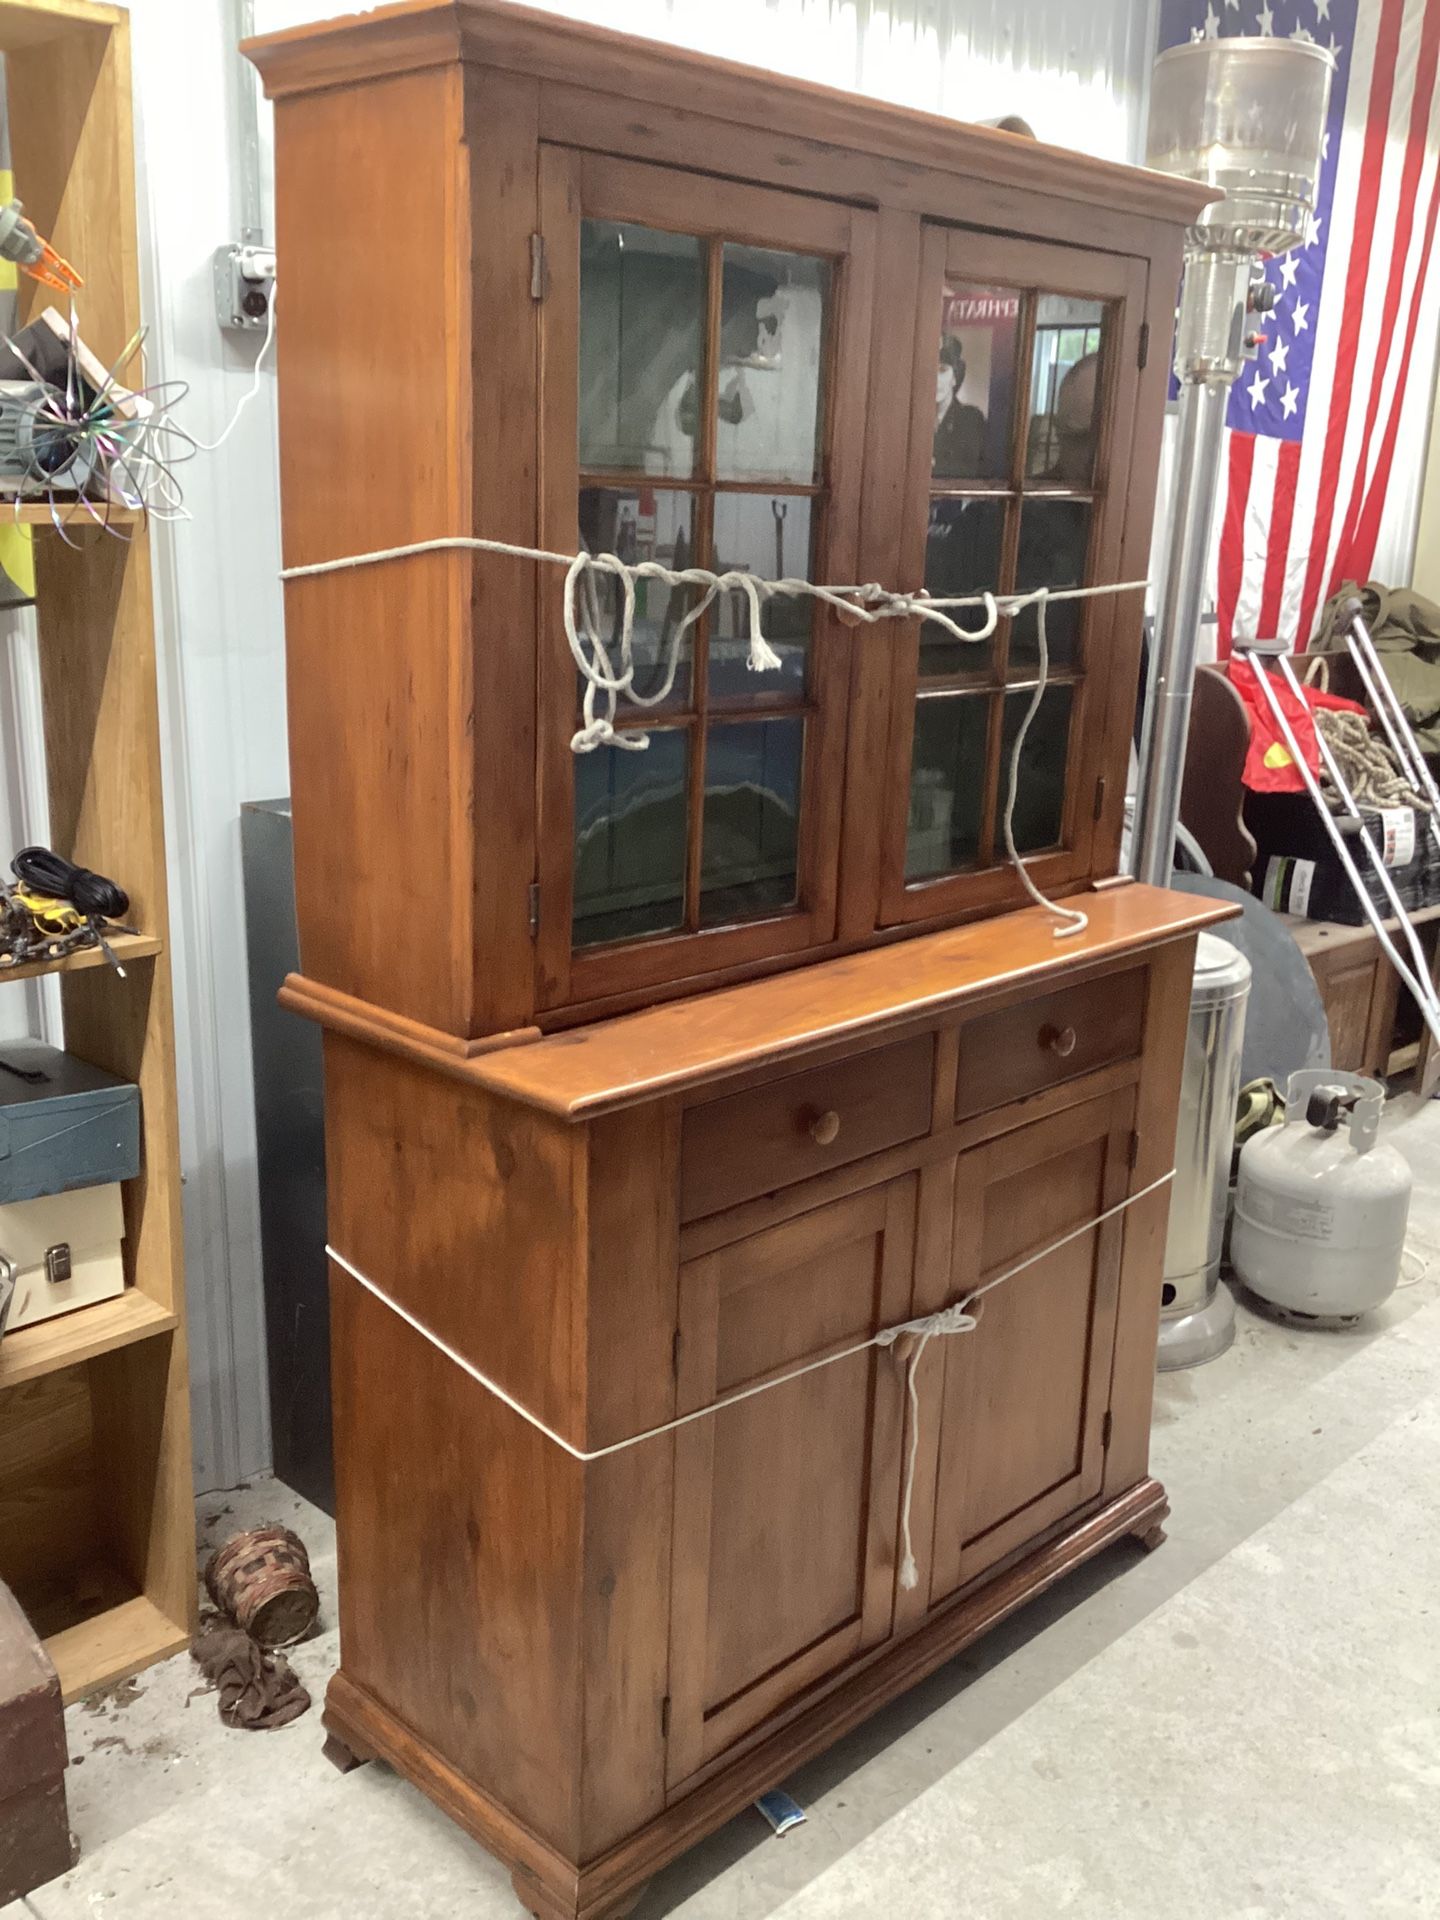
<box><xmin>1158</xmin><ymin>0</ymin><xmax>1440</xmax><ymax>656</ymax></box>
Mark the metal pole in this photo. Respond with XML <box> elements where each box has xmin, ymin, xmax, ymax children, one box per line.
<box><xmin>1131</xmin><ymin>376</ymin><xmax>1230</xmax><ymax>885</ymax></box>
<box><xmin>1343</xmin><ymin>603</ymin><xmax>1440</xmax><ymax>828</ymax></box>
<box><xmin>1238</xmin><ymin>648</ymin><xmax>1440</xmax><ymax>1045</ymax></box>
<box><xmin>1340</xmin><ymin>637</ymin><xmax>1440</xmax><ymax>857</ymax></box>
<box><xmin>1275</xmin><ymin>649</ymin><xmax>1437</xmax><ymax>991</ymax></box>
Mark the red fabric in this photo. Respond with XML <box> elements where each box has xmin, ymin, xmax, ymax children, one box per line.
<box><xmin>1227</xmin><ymin>662</ymin><xmax>1368</xmax><ymax>794</ymax></box>
<box><xmin>1295</xmin><ymin>0</ymin><xmax>1405</xmax><ymax>650</ymax></box>
<box><xmin>1332</xmin><ymin>1</ymin><xmax>1440</xmax><ymax>588</ymax></box>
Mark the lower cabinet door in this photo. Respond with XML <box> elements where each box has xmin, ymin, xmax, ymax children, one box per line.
<box><xmin>912</xmin><ymin>1087</ymin><xmax>1136</xmax><ymax>1614</ymax></box>
<box><xmin>665</xmin><ymin>1175</ymin><xmax>918</xmax><ymax>1789</ymax></box>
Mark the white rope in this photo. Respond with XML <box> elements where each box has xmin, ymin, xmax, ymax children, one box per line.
<box><xmin>281</xmin><ymin>532</ymin><xmax>1141</xmax><ymax>940</ymax></box>
<box><xmin>1001</xmin><ymin>589</ymin><xmax>1088</xmax><ymax>941</ymax></box>
<box><xmin>327</xmin><ymin>1168</ymin><xmax>1172</xmax><ymax>1591</ymax></box>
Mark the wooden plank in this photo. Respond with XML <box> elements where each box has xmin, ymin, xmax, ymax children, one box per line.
<box><xmin>0</xmin><ymin>933</ymin><xmax>160</xmax><ymax>985</ymax></box>
<box><xmin>46</xmin><ymin>1594</ymin><xmax>189</xmax><ymax>1705</ymax></box>
<box><xmin>471</xmin><ymin>886</ymin><xmax>1236</xmax><ymax>1118</ymax></box>
<box><xmin>0</xmin><ymin>0</ymin><xmax>121</xmax><ymax>55</ymax></box>
<box><xmin>5</xmin><ymin>503</ymin><xmax>142</xmax><ymax>525</ymax></box>
<box><xmin>0</xmin><ymin>1291</ymin><xmax>176</xmax><ymax>1392</ymax></box>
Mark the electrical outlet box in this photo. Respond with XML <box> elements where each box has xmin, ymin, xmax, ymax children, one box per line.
<box><xmin>214</xmin><ymin>241</ymin><xmax>276</xmax><ymax>332</ymax></box>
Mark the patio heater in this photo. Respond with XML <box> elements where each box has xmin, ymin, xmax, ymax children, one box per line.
<box><xmin>1131</xmin><ymin>35</ymin><xmax>1334</xmax><ymax>886</ymax></box>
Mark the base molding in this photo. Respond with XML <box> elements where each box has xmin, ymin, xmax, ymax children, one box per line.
<box><xmin>324</xmin><ymin>1476</ymin><xmax>1168</xmax><ymax>1919</ymax></box>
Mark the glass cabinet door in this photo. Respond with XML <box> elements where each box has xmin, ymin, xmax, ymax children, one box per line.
<box><xmin>879</xmin><ymin>229</ymin><xmax>1149</xmax><ymax>927</ymax></box>
<box><xmin>536</xmin><ymin>151</ymin><xmax>874</xmax><ymax>1011</ymax></box>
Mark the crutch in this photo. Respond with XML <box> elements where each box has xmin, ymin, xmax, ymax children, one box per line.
<box><xmin>1336</xmin><ymin>594</ymin><xmax>1440</xmax><ymax>854</ymax></box>
<box><xmin>1234</xmin><ymin>638</ymin><xmax>1440</xmax><ymax>1049</ymax></box>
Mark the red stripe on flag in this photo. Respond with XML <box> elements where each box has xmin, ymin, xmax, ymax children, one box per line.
<box><xmin>1330</xmin><ymin>0</ymin><xmax>1440</xmax><ymax>587</ymax></box>
<box><xmin>1295</xmin><ymin>0</ymin><xmax>1406</xmax><ymax>647</ymax></box>
<box><xmin>1217</xmin><ymin>431</ymin><xmax>1255</xmax><ymax>660</ymax></box>
<box><xmin>1260</xmin><ymin>440</ymin><xmax>1302</xmax><ymax>643</ymax></box>
<box><xmin>1351</xmin><ymin>126</ymin><xmax>1440</xmax><ymax>578</ymax></box>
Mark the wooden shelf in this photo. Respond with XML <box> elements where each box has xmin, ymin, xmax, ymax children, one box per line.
<box><xmin>0</xmin><ymin>1289</ymin><xmax>177</xmax><ymax>1390</ymax></box>
<box><xmin>6</xmin><ymin>501</ymin><xmax>144</xmax><ymax>527</ymax></box>
<box><xmin>0</xmin><ymin>0</ymin><xmax>196</xmax><ymax>1702</ymax></box>
<box><xmin>0</xmin><ymin>931</ymin><xmax>161</xmax><ymax>984</ymax></box>
<box><xmin>46</xmin><ymin>1594</ymin><xmax>190</xmax><ymax>1705</ymax></box>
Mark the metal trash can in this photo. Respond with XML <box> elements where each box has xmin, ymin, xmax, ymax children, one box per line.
<box><xmin>1157</xmin><ymin>932</ymin><xmax>1252</xmax><ymax>1370</ymax></box>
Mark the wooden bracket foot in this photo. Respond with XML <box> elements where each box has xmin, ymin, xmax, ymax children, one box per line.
<box><xmin>323</xmin><ymin>1730</ymin><xmax>373</xmax><ymax>1774</ymax></box>
<box><xmin>510</xmin><ymin>1867</ymin><xmax>648</xmax><ymax>1919</ymax></box>
<box><xmin>1134</xmin><ymin>1502</ymin><xmax>1170</xmax><ymax>1554</ymax></box>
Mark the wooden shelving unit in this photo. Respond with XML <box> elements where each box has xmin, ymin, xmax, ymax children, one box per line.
<box><xmin>0</xmin><ymin>0</ymin><xmax>196</xmax><ymax>1701</ymax></box>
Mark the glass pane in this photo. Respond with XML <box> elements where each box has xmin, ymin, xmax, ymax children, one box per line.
<box><xmin>1026</xmin><ymin>297</ymin><xmax>1106</xmax><ymax>484</ymax></box>
<box><xmin>716</xmin><ymin>246</ymin><xmax>829</xmax><ymax>485</ymax></box>
<box><xmin>709</xmin><ymin>493</ymin><xmax>813</xmax><ymax>702</ymax></box>
<box><xmin>1010</xmin><ymin>500</ymin><xmax>1092</xmax><ymax>675</ymax></box>
<box><xmin>996</xmin><ymin>684</ymin><xmax>1075</xmax><ymax>855</ymax></box>
<box><xmin>578</xmin><ymin>487</ymin><xmax>698</xmax><ymax>711</ymax></box>
<box><xmin>933</xmin><ymin>282</ymin><xmax>1022</xmax><ymax>483</ymax></box>
<box><xmin>700</xmin><ymin>717</ymin><xmax>804</xmax><ymax>925</ymax></box>
<box><xmin>580</xmin><ymin>220</ymin><xmax>704</xmax><ymax>478</ymax></box>
<box><xmin>906</xmin><ymin>693</ymin><xmax>990</xmax><ymax>881</ymax></box>
<box><xmin>572</xmin><ymin>728</ymin><xmax>689</xmax><ymax>948</ymax></box>
<box><xmin>921</xmin><ymin>496</ymin><xmax>1005</xmax><ymax>680</ymax></box>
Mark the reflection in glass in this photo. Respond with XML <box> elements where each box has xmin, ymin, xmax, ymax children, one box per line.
<box><xmin>572</xmin><ymin>728</ymin><xmax>689</xmax><ymax>948</ymax></box>
<box><xmin>997</xmin><ymin>685</ymin><xmax>1074</xmax><ymax>855</ymax></box>
<box><xmin>906</xmin><ymin>693</ymin><xmax>989</xmax><ymax>881</ymax></box>
<box><xmin>714</xmin><ymin>246</ymin><xmax>829</xmax><ymax>486</ymax></box>
<box><xmin>932</xmin><ymin>281</ymin><xmax>1022</xmax><ymax>483</ymax></box>
<box><xmin>921</xmin><ymin>496</ymin><xmax>1004</xmax><ymax>679</ymax></box>
<box><xmin>700</xmin><ymin>717</ymin><xmax>803</xmax><ymax>925</ymax></box>
<box><xmin>1010</xmin><ymin>500</ymin><xmax>1091</xmax><ymax>674</ymax></box>
<box><xmin>709</xmin><ymin>493</ymin><xmax>813</xmax><ymax>702</ymax></box>
<box><xmin>1026</xmin><ymin>296</ymin><xmax>1106</xmax><ymax>483</ymax></box>
<box><xmin>580</xmin><ymin>221</ymin><xmax>704</xmax><ymax>478</ymax></box>
<box><xmin>578</xmin><ymin>488</ymin><xmax>697</xmax><ymax>710</ymax></box>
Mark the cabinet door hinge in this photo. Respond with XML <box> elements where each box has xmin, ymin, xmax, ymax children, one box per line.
<box><xmin>1093</xmin><ymin>773</ymin><xmax>1107</xmax><ymax>821</ymax></box>
<box><xmin>530</xmin><ymin>233</ymin><xmax>549</xmax><ymax>302</ymax></box>
<box><xmin>527</xmin><ymin>881</ymin><xmax>540</xmax><ymax>938</ymax></box>
<box><xmin>660</xmin><ymin>1695</ymin><xmax>671</xmax><ymax>1739</ymax></box>
<box><xmin>1101</xmin><ymin>1410</ymin><xmax>1113</xmax><ymax>1451</ymax></box>
<box><xmin>672</xmin><ymin>1328</ymin><xmax>682</xmax><ymax>1376</ymax></box>
<box><xmin>1137</xmin><ymin>320</ymin><xmax>1150</xmax><ymax>371</ymax></box>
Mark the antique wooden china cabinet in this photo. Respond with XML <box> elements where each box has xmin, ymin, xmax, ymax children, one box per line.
<box><xmin>250</xmin><ymin>6</ymin><xmax>1229</xmax><ymax>1915</ymax></box>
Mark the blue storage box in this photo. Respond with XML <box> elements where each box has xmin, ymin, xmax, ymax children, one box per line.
<box><xmin>0</xmin><ymin>1043</ymin><xmax>140</xmax><ymax>1205</ymax></box>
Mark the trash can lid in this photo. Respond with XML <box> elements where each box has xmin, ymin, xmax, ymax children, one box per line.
<box><xmin>1191</xmin><ymin>930</ymin><xmax>1252</xmax><ymax>1007</ymax></box>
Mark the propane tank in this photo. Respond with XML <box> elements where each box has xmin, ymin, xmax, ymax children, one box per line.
<box><xmin>1231</xmin><ymin>1069</ymin><xmax>1411</xmax><ymax>1323</ymax></box>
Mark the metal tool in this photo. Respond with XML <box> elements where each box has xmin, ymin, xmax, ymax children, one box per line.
<box><xmin>1337</xmin><ymin>595</ymin><xmax>1440</xmax><ymax>853</ymax></box>
<box><xmin>1234</xmin><ymin>639</ymin><xmax>1440</xmax><ymax>1050</ymax></box>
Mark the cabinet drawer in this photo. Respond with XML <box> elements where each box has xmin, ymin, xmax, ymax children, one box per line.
<box><xmin>954</xmin><ymin>968</ymin><xmax>1145</xmax><ymax>1122</ymax></box>
<box><xmin>680</xmin><ymin>1035</ymin><xmax>935</xmax><ymax>1222</ymax></box>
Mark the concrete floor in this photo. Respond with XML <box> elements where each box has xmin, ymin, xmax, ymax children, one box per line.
<box><xmin>10</xmin><ymin>1092</ymin><xmax>1440</xmax><ymax>1920</ymax></box>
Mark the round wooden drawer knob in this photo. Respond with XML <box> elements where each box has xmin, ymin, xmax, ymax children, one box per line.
<box><xmin>1043</xmin><ymin>1024</ymin><xmax>1078</xmax><ymax>1059</ymax></box>
<box><xmin>809</xmin><ymin>1109</ymin><xmax>842</xmax><ymax>1147</ymax></box>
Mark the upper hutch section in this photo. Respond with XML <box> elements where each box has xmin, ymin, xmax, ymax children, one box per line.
<box><xmin>250</xmin><ymin>0</ymin><xmax>1208</xmax><ymax>1048</ymax></box>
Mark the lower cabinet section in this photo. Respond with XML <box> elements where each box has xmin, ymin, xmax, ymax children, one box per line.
<box><xmin>664</xmin><ymin>1086</ymin><xmax>1138</xmax><ymax>1787</ymax></box>
<box><xmin>665</xmin><ymin>1177</ymin><xmax>916</xmax><ymax>1787</ymax></box>
<box><xmin>314</xmin><ymin>927</ymin><xmax>1205</xmax><ymax>1919</ymax></box>
<box><xmin>915</xmin><ymin>1089</ymin><xmax>1136</xmax><ymax>1612</ymax></box>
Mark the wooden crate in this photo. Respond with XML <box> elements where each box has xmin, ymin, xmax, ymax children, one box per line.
<box><xmin>0</xmin><ymin>0</ymin><xmax>195</xmax><ymax>1700</ymax></box>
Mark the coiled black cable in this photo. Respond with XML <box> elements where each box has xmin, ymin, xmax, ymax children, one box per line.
<box><xmin>12</xmin><ymin>847</ymin><xmax>129</xmax><ymax>920</ymax></box>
